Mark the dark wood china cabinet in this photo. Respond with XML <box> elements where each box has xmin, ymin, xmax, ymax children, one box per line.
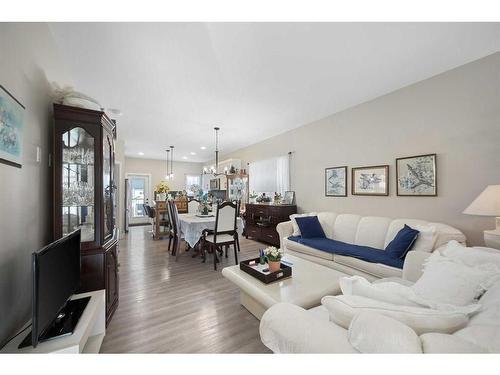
<box><xmin>53</xmin><ymin>104</ymin><xmax>119</xmax><ymax>325</ymax></box>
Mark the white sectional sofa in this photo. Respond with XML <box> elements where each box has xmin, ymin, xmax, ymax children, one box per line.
<box><xmin>277</xmin><ymin>212</ymin><xmax>466</xmax><ymax>280</ymax></box>
<box><xmin>260</xmin><ymin>249</ymin><xmax>500</xmax><ymax>353</ymax></box>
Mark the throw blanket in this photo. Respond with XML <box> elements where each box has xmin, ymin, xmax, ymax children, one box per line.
<box><xmin>340</xmin><ymin>275</ymin><xmax>481</xmax><ymax>315</ymax></box>
<box><xmin>288</xmin><ymin>236</ymin><xmax>404</xmax><ymax>268</ymax></box>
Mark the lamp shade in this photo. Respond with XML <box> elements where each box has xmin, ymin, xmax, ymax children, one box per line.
<box><xmin>463</xmin><ymin>185</ymin><xmax>500</xmax><ymax>216</ymax></box>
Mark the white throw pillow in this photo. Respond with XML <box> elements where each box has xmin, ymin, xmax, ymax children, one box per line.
<box><xmin>348</xmin><ymin>312</ymin><xmax>422</xmax><ymax>353</ymax></box>
<box><xmin>322</xmin><ymin>295</ymin><xmax>468</xmax><ymax>335</ymax></box>
<box><xmin>442</xmin><ymin>240</ymin><xmax>500</xmax><ymax>268</ymax></box>
<box><xmin>411</xmin><ymin>224</ymin><xmax>438</xmax><ymax>252</ymax></box>
<box><xmin>340</xmin><ymin>276</ymin><xmax>421</xmax><ymax>307</ymax></box>
<box><xmin>289</xmin><ymin>213</ymin><xmax>317</xmax><ymax>236</ymax></box>
<box><xmin>412</xmin><ymin>251</ymin><xmax>500</xmax><ymax>306</ymax></box>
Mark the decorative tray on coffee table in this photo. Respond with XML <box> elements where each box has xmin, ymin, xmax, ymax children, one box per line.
<box><xmin>239</xmin><ymin>257</ymin><xmax>292</xmax><ymax>284</ymax></box>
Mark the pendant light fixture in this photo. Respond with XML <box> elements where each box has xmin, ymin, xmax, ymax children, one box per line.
<box><xmin>211</xmin><ymin>126</ymin><xmax>226</xmax><ymax>176</ymax></box>
<box><xmin>169</xmin><ymin>145</ymin><xmax>174</xmax><ymax>179</ymax></box>
<box><xmin>165</xmin><ymin>149</ymin><xmax>170</xmax><ymax>180</ymax></box>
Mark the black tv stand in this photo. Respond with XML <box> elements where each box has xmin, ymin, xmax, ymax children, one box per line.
<box><xmin>19</xmin><ymin>296</ymin><xmax>90</xmax><ymax>349</ymax></box>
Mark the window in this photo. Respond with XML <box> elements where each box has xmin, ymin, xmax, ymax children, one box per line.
<box><xmin>249</xmin><ymin>155</ymin><xmax>290</xmax><ymax>195</ymax></box>
<box><xmin>185</xmin><ymin>174</ymin><xmax>201</xmax><ymax>196</ymax></box>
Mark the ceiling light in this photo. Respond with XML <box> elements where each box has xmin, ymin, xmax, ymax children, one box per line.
<box><xmin>182</xmin><ymin>156</ymin><xmax>188</xmax><ymax>160</ymax></box>
<box><xmin>138</xmin><ymin>152</ymin><xmax>144</xmax><ymax>156</ymax></box>
<box><xmin>200</xmin><ymin>146</ymin><xmax>206</xmax><ymax>150</ymax></box>
<box><xmin>190</xmin><ymin>152</ymin><xmax>196</xmax><ymax>155</ymax></box>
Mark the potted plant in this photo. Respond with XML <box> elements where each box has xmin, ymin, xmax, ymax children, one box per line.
<box><xmin>264</xmin><ymin>246</ymin><xmax>283</xmax><ymax>273</ymax></box>
<box><xmin>155</xmin><ymin>180</ymin><xmax>170</xmax><ymax>201</ymax></box>
<box><xmin>249</xmin><ymin>191</ymin><xmax>258</xmax><ymax>204</ymax></box>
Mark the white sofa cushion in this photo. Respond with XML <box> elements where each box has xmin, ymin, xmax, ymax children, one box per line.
<box><xmin>420</xmin><ymin>333</ymin><xmax>487</xmax><ymax>353</ymax></box>
<box><xmin>322</xmin><ymin>295</ymin><xmax>469</xmax><ymax>335</ymax></box>
<box><xmin>340</xmin><ymin>275</ymin><xmax>422</xmax><ymax>307</ymax></box>
<box><xmin>454</xmin><ymin>325</ymin><xmax>500</xmax><ymax>353</ymax></box>
<box><xmin>333</xmin><ymin>254</ymin><xmax>402</xmax><ymax>279</ymax></box>
<box><xmin>317</xmin><ymin>212</ymin><xmax>338</xmax><ymax>239</ymax></box>
<box><xmin>260</xmin><ymin>303</ymin><xmax>357</xmax><ymax>353</ymax></box>
<box><xmin>348</xmin><ymin>312</ymin><xmax>422</xmax><ymax>353</ymax></box>
<box><xmin>412</xmin><ymin>251</ymin><xmax>500</xmax><ymax>307</ymax></box>
<box><xmin>442</xmin><ymin>240</ymin><xmax>500</xmax><ymax>268</ymax></box>
<box><xmin>290</xmin><ymin>213</ymin><xmax>317</xmax><ymax>236</ymax></box>
<box><xmin>354</xmin><ymin>216</ymin><xmax>392</xmax><ymax>249</ymax></box>
<box><xmin>412</xmin><ymin>224</ymin><xmax>438</xmax><ymax>252</ymax></box>
<box><xmin>470</xmin><ymin>280</ymin><xmax>500</xmax><ymax>326</ymax></box>
<box><xmin>332</xmin><ymin>214</ymin><xmax>362</xmax><ymax>243</ymax></box>
<box><xmin>284</xmin><ymin>238</ymin><xmax>334</xmax><ymax>261</ymax></box>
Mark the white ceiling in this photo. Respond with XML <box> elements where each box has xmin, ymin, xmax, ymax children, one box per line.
<box><xmin>49</xmin><ymin>23</ymin><xmax>500</xmax><ymax>162</ymax></box>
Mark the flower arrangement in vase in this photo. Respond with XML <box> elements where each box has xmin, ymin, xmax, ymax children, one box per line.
<box><xmin>155</xmin><ymin>180</ymin><xmax>170</xmax><ymax>200</ymax></box>
<box><xmin>249</xmin><ymin>191</ymin><xmax>258</xmax><ymax>203</ymax></box>
<box><xmin>264</xmin><ymin>246</ymin><xmax>283</xmax><ymax>273</ymax></box>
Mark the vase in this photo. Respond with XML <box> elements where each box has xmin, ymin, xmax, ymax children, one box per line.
<box><xmin>268</xmin><ymin>260</ymin><xmax>281</xmax><ymax>273</ymax></box>
<box><xmin>158</xmin><ymin>193</ymin><xmax>166</xmax><ymax>201</ymax></box>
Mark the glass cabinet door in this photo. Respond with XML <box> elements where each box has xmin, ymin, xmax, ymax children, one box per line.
<box><xmin>62</xmin><ymin>127</ymin><xmax>95</xmax><ymax>242</ymax></box>
<box><xmin>103</xmin><ymin>134</ymin><xmax>113</xmax><ymax>239</ymax></box>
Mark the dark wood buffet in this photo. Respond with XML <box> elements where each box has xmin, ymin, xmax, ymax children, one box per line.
<box><xmin>244</xmin><ymin>203</ymin><xmax>297</xmax><ymax>247</ymax></box>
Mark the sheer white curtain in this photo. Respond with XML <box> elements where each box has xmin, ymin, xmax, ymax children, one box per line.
<box><xmin>249</xmin><ymin>155</ymin><xmax>290</xmax><ymax>194</ymax></box>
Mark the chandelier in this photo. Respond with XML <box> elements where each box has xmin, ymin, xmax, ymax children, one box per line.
<box><xmin>203</xmin><ymin>127</ymin><xmax>226</xmax><ymax>176</ymax></box>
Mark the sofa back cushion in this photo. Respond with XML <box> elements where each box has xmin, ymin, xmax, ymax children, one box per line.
<box><xmin>332</xmin><ymin>214</ymin><xmax>362</xmax><ymax>243</ymax></box>
<box><xmin>317</xmin><ymin>212</ymin><xmax>338</xmax><ymax>239</ymax></box>
<box><xmin>354</xmin><ymin>216</ymin><xmax>392</xmax><ymax>249</ymax></box>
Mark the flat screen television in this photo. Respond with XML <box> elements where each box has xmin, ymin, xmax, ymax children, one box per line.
<box><xmin>19</xmin><ymin>229</ymin><xmax>87</xmax><ymax>348</ymax></box>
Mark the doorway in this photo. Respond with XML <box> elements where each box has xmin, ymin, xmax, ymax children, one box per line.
<box><xmin>126</xmin><ymin>173</ymin><xmax>152</xmax><ymax>225</ymax></box>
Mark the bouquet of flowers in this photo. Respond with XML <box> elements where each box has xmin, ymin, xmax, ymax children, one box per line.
<box><xmin>264</xmin><ymin>246</ymin><xmax>283</xmax><ymax>262</ymax></box>
<box><xmin>155</xmin><ymin>180</ymin><xmax>170</xmax><ymax>193</ymax></box>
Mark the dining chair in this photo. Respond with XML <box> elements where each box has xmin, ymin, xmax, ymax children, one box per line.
<box><xmin>202</xmin><ymin>201</ymin><xmax>240</xmax><ymax>270</ymax></box>
<box><xmin>168</xmin><ymin>200</ymin><xmax>184</xmax><ymax>261</ymax></box>
<box><xmin>188</xmin><ymin>198</ymin><xmax>200</xmax><ymax>214</ymax></box>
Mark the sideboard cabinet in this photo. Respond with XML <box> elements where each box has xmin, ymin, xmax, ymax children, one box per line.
<box><xmin>53</xmin><ymin>104</ymin><xmax>119</xmax><ymax>325</ymax></box>
<box><xmin>244</xmin><ymin>203</ymin><xmax>297</xmax><ymax>247</ymax></box>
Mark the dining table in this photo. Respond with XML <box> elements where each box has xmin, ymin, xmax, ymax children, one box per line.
<box><xmin>179</xmin><ymin>213</ymin><xmax>244</xmax><ymax>249</ymax></box>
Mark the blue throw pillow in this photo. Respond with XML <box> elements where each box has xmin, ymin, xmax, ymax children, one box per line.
<box><xmin>295</xmin><ymin>216</ymin><xmax>326</xmax><ymax>239</ymax></box>
<box><xmin>385</xmin><ymin>224</ymin><xmax>419</xmax><ymax>259</ymax></box>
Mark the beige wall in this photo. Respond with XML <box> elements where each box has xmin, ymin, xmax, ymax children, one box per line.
<box><xmin>0</xmin><ymin>23</ymin><xmax>73</xmax><ymax>345</ymax></box>
<box><xmin>125</xmin><ymin>157</ymin><xmax>203</xmax><ymax>195</ymax></box>
<box><xmin>222</xmin><ymin>53</ymin><xmax>500</xmax><ymax>246</ymax></box>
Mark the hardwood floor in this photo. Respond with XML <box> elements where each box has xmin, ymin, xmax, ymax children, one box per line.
<box><xmin>100</xmin><ymin>226</ymin><xmax>271</xmax><ymax>353</ymax></box>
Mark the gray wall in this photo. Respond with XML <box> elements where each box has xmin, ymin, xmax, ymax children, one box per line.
<box><xmin>0</xmin><ymin>23</ymin><xmax>72</xmax><ymax>346</ymax></box>
<box><xmin>222</xmin><ymin>53</ymin><xmax>500</xmax><ymax>246</ymax></box>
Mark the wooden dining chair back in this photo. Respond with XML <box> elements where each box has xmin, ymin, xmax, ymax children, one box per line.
<box><xmin>168</xmin><ymin>200</ymin><xmax>184</xmax><ymax>260</ymax></box>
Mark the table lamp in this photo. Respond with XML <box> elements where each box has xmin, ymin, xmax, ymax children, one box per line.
<box><xmin>463</xmin><ymin>185</ymin><xmax>500</xmax><ymax>249</ymax></box>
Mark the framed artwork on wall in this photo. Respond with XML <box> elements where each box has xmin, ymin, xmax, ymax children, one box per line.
<box><xmin>325</xmin><ymin>166</ymin><xmax>347</xmax><ymax>197</ymax></box>
<box><xmin>283</xmin><ymin>190</ymin><xmax>295</xmax><ymax>204</ymax></box>
<box><xmin>396</xmin><ymin>153</ymin><xmax>437</xmax><ymax>196</ymax></box>
<box><xmin>0</xmin><ymin>84</ymin><xmax>25</xmax><ymax>168</ymax></box>
<box><xmin>352</xmin><ymin>165</ymin><xmax>389</xmax><ymax>196</ymax></box>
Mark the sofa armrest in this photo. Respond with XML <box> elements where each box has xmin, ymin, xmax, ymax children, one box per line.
<box><xmin>276</xmin><ymin>221</ymin><xmax>294</xmax><ymax>250</ymax></box>
<box><xmin>260</xmin><ymin>303</ymin><xmax>358</xmax><ymax>353</ymax></box>
<box><xmin>402</xmin><ymin>251</ymin><xmax>432</xmax><ymax>282</ymax></box>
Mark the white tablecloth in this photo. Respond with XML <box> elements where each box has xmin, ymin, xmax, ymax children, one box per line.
<box><xmin>179</xmin><ymin>214</ymin><xmax>243</xmax><ymax>247</ymax></box>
